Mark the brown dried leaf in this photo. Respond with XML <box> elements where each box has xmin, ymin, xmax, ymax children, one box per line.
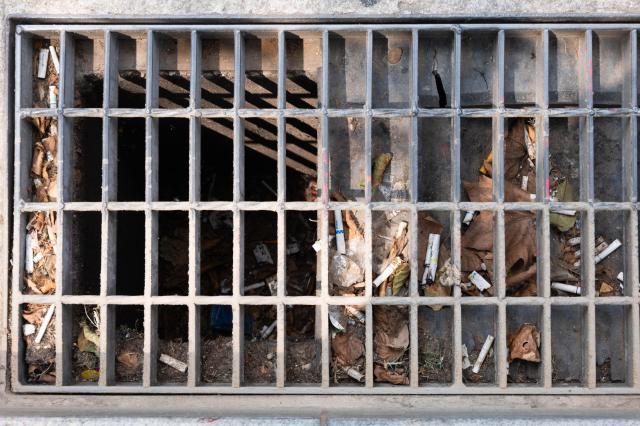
<box><xmin>504</xmin><ymin>211</ymin><xmax>537</xmax><ymax>273</ymax></box>
<box><xmin>331</xmin><ymin>332</ymin><xmax>364</xmax><ymax>367</ymax></box>
<box><xmin>462</xmin><ymin>211</ymin><xmax>494</xmax><ymax>252</ymax></box>
<box><xmin>117</xmin><ymin>351</ymin><xmax>141</xmax><ymax>369</ymax></box>
<box><xmin>374</xmin><ymin>306</ymin><xmax>409</xmax><ymax>363</ymax></box>
<box><xmin>463</xmin><ymin>175</ymin><xmax>532</xmax><ymax>203</ymax></box>
<box><xmin>372</xmin><ymin>153</ymin><xmax>392</xmax><ymax>190</ymax></box>
<box><xmin>507</xmin><ymin>323</ymin><xmax>541</xmax><ymax>363</ymax></box>
<box><xmin>374</xmin><ymin>364</ymin><xmax>409</xmax><ymax>385</ymax></box>
<box><xmin>22</xmin><ymin>304</ymin><xmax>47</xmax><ymax>325</ymax></box>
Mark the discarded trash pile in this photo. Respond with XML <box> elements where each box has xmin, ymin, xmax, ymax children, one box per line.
<box><xmin>21</xmin><ymin>41</ymin><xmax>61</xmax><ymax>384</ymax></box>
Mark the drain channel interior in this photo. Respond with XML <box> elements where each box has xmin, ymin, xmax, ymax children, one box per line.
<box><xmin>10</xmin><ymin>24</ymin><xmax>640</xmax><ymax>393</ymax></box>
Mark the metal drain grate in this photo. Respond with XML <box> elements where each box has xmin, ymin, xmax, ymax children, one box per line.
<box><xmin>10</xmin><ymin>22</ymin><xmax>640</xmax><ymax>394</ymax></box>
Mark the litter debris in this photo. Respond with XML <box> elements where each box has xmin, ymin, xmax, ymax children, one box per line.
<box><xmin>472</xmin><ymin>334</ymin><xmax>494</xmax><ymax>374</ymax></box>
<box><xmin>159</xmin><ymin>353</ymin><xmax>187</xmax><ymax>373</ymax></box>
<box><xmin>334</xmin><ymin>209</ymin><xmax>346</xmax><ymax>255</ymax></box>
<box><xmin>421</xmin><ymin>233</ymin><xmax>440</xmax><ymax>285</ymax></box>
<box><xmin>598</xmin><ymin>281</ymin><xmax>615</xmax><ymax>296</ymax></box>
<box><xmin>551</xmin><ymin>282</ymin><xmax>581</xmax><ymax>295</ymax></box>
<box><xmin>463</xmin><ymin>211</ymin><xmax>475</xmax><ymax>226</ymax></box>
<box><xmin>312</xmin><ymin>240</ymin><xmax>322</xmax><ymax>252</ymax></box>
<box><xmin>260</xmin><ymin>320</ymin><xmax>277</xmax><ymax>340</ymax></box>
<box><xmin>373</xmin><ymin>256</ymin><xmax>403</xmax><ymax>287</ymax></box>
<box><xmin>49</xmin><ymin>45</ymin><xmax>60</xmax><ymax>74</ymax></box>
<box><xmin>595</xmin><ymin>239</ymin><xmax>621</xmax><ymax>264</ymax></box>
<box><xmin>373</xmin><ymin>306</ymin><xmax>409</xmax><ymax>385</ymax></box>
<box><xmin>253</xmin><ymin>242</ymin><xmax>274</xmax><ymax>265</ymax></box>
<box><xmin>461</xmin><ymin>344</ymin><xmax>471</xmax><ymax>369</ymax></box>
<box><xmin>469</xmin><ymin>271</ymin><xmax>491</xmax><ymax>292</ymax></box>
<box><xmin>507</xmin><ymin>324</ymin><xmax>541</xmax><ymax>363</ymax></box>
<box><xmin>331</xmin><ymin>254</ymin><xmax>364</xmax><ymax>288</ymax></box>
<box><xmin>23</xmin><ymin>323</ymin><xmax>36</xmax><ymax>336</ymax></box>
<box><xmin>567</xmin><ymin>237</ymin><xmax>581</xmax><ymax>246</ymax></box>
<box><xmin>35</xmin><ymin>304</ymin><xmax>55</xmax><ymax>344</ymax></box>
<box><xmin>37</xmin><ymin>48</ymin><xmax>49</xmax><ymax>79</ymax></box>
<box><xmin>332</xmin><ymin>331</ymin><xmax>364</xmax><ymax>367</ymax></box>
<box><xmin>617</xmin><ymin>272</ymin><xmax>624</xmax><ymax>282</ymax></box>
<box><xmin>343</xmin><ymin>366</ymin><xmax>364</xmax><ymax>382</ymax></box>
<box><xmin>48</xmin><ymin>85</ymin><xmax>57</xmax><ymax>108</ymax></box>
<box><xmin>345</xmin><ymin>306</ymin><xmax>365</xmax><ymax>324</ymax></box>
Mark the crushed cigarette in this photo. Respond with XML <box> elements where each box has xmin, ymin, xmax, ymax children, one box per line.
<box><xmin>343</xmin><ymin>366</ymin><xmax>364</xmax><ymax>382</ymax></box>
<box><xmin>23</xmin><ymin>323</ymin><xmax>36</xmax><ymax>336</ymax></box>
<box><xmin>253</xmin><ymin>242</ymin><xmax>274</xmax><ymax>265</ymax></box>
<box><xmin>461</xmin><ymin>344</ymin><xmax>471</xmax><ymax>369</ymax></box>
<box><xmin>551</xmin><ymin>282</ymin><xmax>581</xmax><ymax>295</ymax></box>
<box><xmin>159</xmin><ymin>353</ymin><xmax>187</xmax><ymax>373</ymax></box>
<box><xmin>334</xmin><ymin>210</ymin><xmax>346</xmax><ymax>254</ymax></box>
<box><xmin>472</xmin><ymin>334</ymin><xmax>494</xmax><ymax>374</ymax></box>
<box><xmin>373</xmin><ymin>256</ymin><xmax>403</xmax><ymax>287</ymax></box>
<box><xmin>463</xmin><ymin>211</ymin><xmax>475</xmax><ymax>225</ymax></box>
<box><xmin>567</xmin><ymin>237</ymin><xmax>581</xmax><ymax>246</ymax></box>
<box><xmin>312</xmin><ymin>240</ymin><xmax>322</xmax><ymax>252</ymax></box>
<box><xmin>49</xmin><ymin>46</ymin><xmax>60</xmax><ymax>74</ymax></box>
<box><xmin>421</xmin><ymin>234</ymin><xmax>440</xmax><ymax>284</ymax></box>
<box><xmin>37</xmin><ymin>48</ymin><xmax>49</xmax><ymax>79</ymax></box>
<box><xmin>345</xmin><ymin>306</ymin><xmax>365</xmax><ymax>323</ymax></box>
<box><xmin>595</xmin><ymin>239</ymin><xmax>621</xmax><ymax>264</ymax></box>
<box><xmin>260</xmin><ymin>320</ymin><xmax>277</xmax><ymax>339</ymax></box>
<box><xmin>35</xmin><ymin>304</ymin><xmax>55</xmax><ymax>344</ymax></box>
<box><xmin>469</xmin><ymin>271</ymin><xmax>491</xmax><ymax>292</ymax></box>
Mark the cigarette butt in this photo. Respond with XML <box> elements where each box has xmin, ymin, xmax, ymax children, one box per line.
<box><xmin>469</xmin><ymin>271</ymin><xmax>491</xmax><ymax>292</ymax></box>
<box><xmin>595</xmin><ymin>239</ymin><xmax>621</xmax><ymax>264</ymax></box>
<box><xmin>37</xmin><ymin>48</ymin><xmax>49</xmax><ymax>79</ymax></box>
<box><xmin>345</xmin><ymin>306</ymin><xmax>365</xmax><ymax>323</ymax></box>
<box><xmin>421</xmin><ymin>234</ymin><xmax>435</xmax><ymax>285</ymax></box>
<box><xmin>373</xmin><ymin>256</ymin><xmax>403</xmax><ymax>287</ymax></box>
<box><xmin>567</xmin><ymin>237</ymin><xmax>581</xmax><ymax>246</ymax></box>
<box><xmin>25</xmin><ymin>234</ymin><xmax>34</xmax><ymax>274</ymax></box>
<box><xmin>159</xmin><ymin>353</ymin><xmax>187</xmax><ymax>373</ymax></box>
<box><xmin>35</xmin><ymin>304</ymin><xmax>55</xmax><ymax>344</ymax></box>
<box><xmin>395</xmin><ymin>221</ymin><xmax>408</xmax><ymax>239</ymax></box>
<box><xmin>521</xmin><ymin>175</ymin><xmax>529</xmax><ymax>191</ymax></box>
<box><xmin>551</xmin><ymin>282</ymin><xmax>581</xmax><ymax>295</ymax></box>
<box><xmin>49</xmin><ymin>46</ymin><xmax>60</xmax><ymax>74</ymax></box>
<box><xmin>428</xmin><ymin>234</ymin><xmax>440</xmax><ymax>281</ymax></box>
<box><xmin>472</xmin><ymin>335</ymin><xmax>494</xmax><ymax>374</ymax></box>
<box><xmin>334</xmin><ymin>209</ymin><xmax>346</xmax><ymax>255</ymax></box>
<box><xmin>260</xmin><ymin>320</ymin><xmax>277</xmax><ymax>339</ymax></box>
<box><xmin>48</xmin><ymin>86</ymin><xmax>57</xmax><ymax>108</ymax></box>
<box><xmin>463</xmin><ymin>211</ymin><xmax>475</xmax><ymax>225</ymax></box>
<box><xmin>343</xmin><ymin>367</ymin><xmax>364</xmax><ymax>382</ymax></box>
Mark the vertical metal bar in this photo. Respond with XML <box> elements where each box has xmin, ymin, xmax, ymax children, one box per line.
<box><xmin>452</xmin><ymin>27</ymin><xmax>463</xmax><ymax>386</ymax></box>
<box><xmin>143</xmin><ymin>30</ymin><xmax>159</xmax><ymax>388</ymax></box>
<box><xmin>364</xmin><ymin>29</ymin><xmax>374</xmax><ymax>388</ymax></box>
<box><xmin>494</xmin><ymin>30</ymin><xmax>505</xmax><ymax>110</ymax></box>
<box><xmin>276</xmin><ymin>30</ymin><xmax>287</xmax><ymax>388</ymax></box>
<box><xmin>231</xmin><ymin>30</ymin><xmax>245</xmax><ymax>388</ymax></box>
<box><xmin>319</xmin><ymin>30</ymin><xmax>330</xmax><ymax>388</ymax></box>
<box><xmin>187</xmin><ymin>30</ymin><xmax>202</xmax><ymax>388</ymax></box>
<box><xmin>408</xmin><ymin>28</ymin><xmax>420</xmax><ymax>388</ymax></box>
<box><xmin>99</xmin><ymin>30</ymin><xmax>118</xmax><ymax>387</ymax></box>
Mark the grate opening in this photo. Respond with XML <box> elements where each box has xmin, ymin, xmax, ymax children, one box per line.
<box><xmin>10</xmin><ymin>23</ymin><xmax>640</xmax><ymax>395</ymax></box>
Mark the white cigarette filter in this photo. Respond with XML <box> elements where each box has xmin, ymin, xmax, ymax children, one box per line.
<box><xmin>595</xmin><ymin>239</ymin><xmax>621</xmax><ymax>264</ymax></box>
<box><xmin>159</xmin><ymin>354</ymin><xmax>187</xmax><ymax>373</ymax></box>
<box><xmin>373</xmin><ymin>256</ymin><xmax>403</xmax><ymax>287</ymax></box>
<box><xmin>261</xmin><ymin>320</ymin><xmax>277</xmax><ymax>339</ymax></box>
<box><xmin>345</xmin><ymin>306</ymin><xmax>365</xmax><ymax>323</ymax></box>
<box><xmin>463</xmin><ymin>211</ymin><xmax>475</xmax><ymax>225</ymax></box>
<box><xmin>567</xmin><ymin>237</ymin><xmax>581</xmax><ymax>246</ymax></box>
<box><xmin>48</xmin><ymin>86</ymin><xmax>57</xmax><ymax>108</ymax></box>
<box><xmin>37</xmin><ymin>48</ymin><xmax>49</xmax><ymax>79</ymax></box>
<box><xmin>395</xmin><ymin>221</ymin><xmax>408</xmax><ymax>238</ymax></box>
<box><xmin>421</xmin><ymin>234</ymin><xmax>435</xmax><ymax>285</ymax></box>
<box><xmin>472</xmin><ymin>335</ymin><xmax>495</xmax><ymax>374</ymax></box>
<box><xmin>49</xmin><ymin>46</ymin><xmax>60</xmax><ymax>73</ymax></box>
<box><xmin>428</xmin><ymin>234</ymin><xmax>440</xmax><ymax>281</ymax></box>
<box><xmin>551</xmin><ymin>282</ymin><xmax>581</xmax><ymax>295</ymax></box>
<box><xmin>469</xmin><ymin>271</ymin><xmax>491</xmax><ymax>292</ymax></box>
<box><xmin>35</xmin><ymin>304</ymin><xmax>56</xmax><ymax>344</ymax></box>
<box><xmin>343</xmin><ymin>367</ymin><xmax>364</xmax><ymax>382</ymax></box>
<box><xmin>334</xmin><ymin>209</ymin><xmax>346</xmax><ymax>254</ymax></box>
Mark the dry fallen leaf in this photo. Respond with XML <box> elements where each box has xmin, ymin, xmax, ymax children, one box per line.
<box><xmin>332</xmin><ymin>332</ymin><xmax>364</xmax><ymax>367</ymax></box>
<box><xmin>372</xmin><ymin>153</ymin><xmax>393</xmax><ymax>190</ymax></box>
<box><xmin>507</xmin><ymin>323</ymin><xmax>541</xmax><ymax>363</ymax></box>
<box><xmin>374</xmin><ymin>364</ymin><xmax>409</xmax><ymax>385</ymax></box>
<box><xmin>374</xmin><ymin>306</ymin><xmax>409</xmax><ymax>362</ymax></box>
<box><xmin>117</xmin><ymin>351</ymin><xmax>141</xmax><ymax>369</ymax></box>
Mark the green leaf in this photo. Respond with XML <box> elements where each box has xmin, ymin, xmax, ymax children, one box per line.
<box><xmin>391</xmin><ymin>262</ymin><xmax>410</xmax><ymax>295</ymax></box>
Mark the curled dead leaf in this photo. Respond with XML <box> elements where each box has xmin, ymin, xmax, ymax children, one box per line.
<box><xmin>374</xmin><ymin>364</ymin><xmax>409</xmax><ymax>385</ymax></box>
<box><xmin>374</xmin><ymin>306</ymin><xmax>409</xmax><ymax>362</ymax></box>
<box><xmin>507</xmin><ymin>323</ymin><xmax>541</xmax><ymax>363</ymax></box>
<box><xmin>331</xmin><ymin>332</ymin><xmax>364</xmax><ymax>367</ymax></box>
<box><xmin>117</xmin><ymin>351</ymin><xmax>141</xmax><ymax>369</ymax></box>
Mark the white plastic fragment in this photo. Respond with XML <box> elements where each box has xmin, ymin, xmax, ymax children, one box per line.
<box><xmin>32</xmin><ymin>252</ymin><xmax>44</xmax><ymax>264</ymax></box>
<box><xmin>617</xmin><ymin>272</ymin><xmax>624</xmax><ymax>282</ymax></box>
<box><xmin>595</xmin><ymin>239</ymin><xmax>621</xmax><ymax>264</ymax></box>
<box><xmin>49</xmin><ymin>46</ymin><xmax>60</xmax><ymax>74</ymax></box>
<box><xmin>461</xmin><ymin>344</ymin><xmax>471</xmax><ymax>369</ymax></box>
<box><xmin>551</xmin><ymin>282</ymin><xmax>581</xmax><ymax>295</ymax></box>
<box><xmin>286</xmin><ymin>242</ymin><xmax>300</xmax><ymax>255</ymax></box>
<box><xmin>25</xmin><ymin>234</ymin><xmax>34</xmax><ymax>274</ymax></box>
<box><xmin>469</xmin><ymin>271</ymin><xmax>491</xmax><ymax>292</ymax></box>
<box><xmin>312</xmin><ymin>240</ymin><xmax>322</xmax><ymax>252</ymax></box>
<box><xmin>159</xmin><ymin>353</ymin><xmax>187</xmax><ymax>373</ymax></box>
<box><xmin>463</xmin><ymin>211</ymin><xmax>475</xmax><ymax>225</ymax></box>
<box><xmin>421</xmin><ymin>234</ymin><xmax>440</xmax><ymax>284</ymax></box>
<box><xmin>567</xmin><ymin>237</ymin><xmax>581</xmax><ymax>246</ymax></box>
<box><xmin>35</xmin><ymin>304</ymin><xmax>55</xmax><ymax>344</ymax></box>
<box><xmin>329</xmin><ymin>312</ymin><xmax>345</xmax><ymax>331</ymax></box>
<box><xmin>48</xmin><ymin>86</ymin><xmax>57</xmax><ymax>108</ymax></box>
<box><xmin>345</xmin><ymin>306</ymin><xmax>365</xmax><ymax>323</ymax></box>
<box><xmin>37</xmin><ymin>48</ymin><xmax>49</xmax><ymax>79</ymax></box>
<box><xmin>343</xmin><ymin>367</ymin><xmax>364</xmax><ymax>382</ymax></box>
<box><xmin>521</xmin><ymin>175</ymin><xmax>529</xmax><ymax>191</ymax></box>
<box><xmin>373</xmin><ymin>256</ymin><xmax>403</xmax><ymax>287</ymax></box>
<box><xmin>472</xmin><ymin>335</ymin><xmax>494</xmax><ymax>374</ymax></box>
<box><xmin>253</xmin><ymin>242</ymin><xmax>274</xmax><ymax>265</ymax></box>
<box><xmin>23</xmin><ymin>323</ymin><xmax>36</xmax><ymax>336</ymax></box>
<box><xmin>260</xmin><ymin>320</ymin><xmax>277</xmax><ymax>339</ymax></box>
<box><xmin>334</xmin><ymin>209</ymin><xmax>346</xmax><ymax>254</ymax></box>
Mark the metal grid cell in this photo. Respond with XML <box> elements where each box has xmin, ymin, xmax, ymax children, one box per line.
<box><xmin>10</xmin><ymin>23</ymin><xmax>640</xmax><ymax>394</ymax></box>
